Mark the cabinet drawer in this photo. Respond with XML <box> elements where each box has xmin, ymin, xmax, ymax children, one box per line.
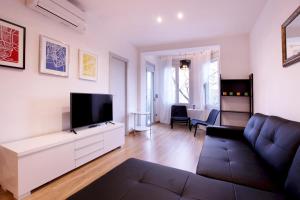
<box><xmin>75</xmin><ymin>134</ymin><xmax>104</xmax><ymax>149</ymax></box>
<box><xmin>75</xmin><ymin>149</ymin><xmax>104</xmax><ymax>168</ymax></box>
<box><xmin>75</xmin><ymin>141</ymin><xmax>103</xmax><ymax>159</ymax></box>
<box><xmin>19</xmin><ymin>143</ymin><xmax>75</xmax><ymax>195</ymax></box>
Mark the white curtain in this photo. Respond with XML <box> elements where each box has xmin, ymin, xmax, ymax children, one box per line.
<box><xmin>159</xmin><ymin>57</ymin><xmax>176</xmax><ymax>124</ymax></box>
<box><xmin>191</xmin><ymin>52</ymin><xmax>211</xmax><ymax>110</ymax></box>
<box><xmin>158</xmin><ymin>51</ymin><xmax>217</xmax><ymax>124</ymax></box>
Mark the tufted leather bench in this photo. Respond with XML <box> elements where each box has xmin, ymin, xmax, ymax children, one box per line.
<box><xmin>68</xmin><ymin>158</ymin><xmax>286</xmax><ymax>200</ymax></box>
<box><xmin>68</xmin><ymin>113</ymin><xmax>300</xmax><ymax>200</ymax></box>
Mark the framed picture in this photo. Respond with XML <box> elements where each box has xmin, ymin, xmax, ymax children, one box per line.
<box><xmin>40</xmin><ymin>35</ymin><xmax>69</xmax><ymax>77</ymax></box>
<box><xmin>79</xmin><ymin>49</ymin><xmax>98</xmax><ymax>81</ymax></box>
<box><xmin>0</xmin><ymin>18</ymin><xmax>26</xmax><ymax>69</ymax></box>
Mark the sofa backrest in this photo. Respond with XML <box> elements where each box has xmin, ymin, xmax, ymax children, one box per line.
<box><xmin>243</xmin><ymin>113</ymin><xmax>267</xmax><ymax>148</ymax></box>
<box><xmin>254</xmin><ymin>116</ymin><xmax>300</xmax><ymax>179</ymax></box>
<box><xmin>285</xmin><ymin>147</ymin><xmax>300</xmax><ymax>200</ymax></box>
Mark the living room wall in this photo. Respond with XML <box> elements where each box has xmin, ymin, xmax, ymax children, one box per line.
<box><xmin>250</xmin><ymin>0</ymin><xmax>300</xmax><ymax>121</ymax></box>
<box><xmin>0</xmin><ymin>0</ymin><xmax>138</xmax><ymax>143</ymax></box>
<box><xmin>138</xmin><ymin>34</ymin><xmax>251</xmax><ymax>121</ymax></box>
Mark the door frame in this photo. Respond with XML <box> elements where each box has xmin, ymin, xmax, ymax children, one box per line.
<box><xmin>145</xmin><ymin>61</ymin><xmax>155</xmax><ymax>124</ymax></box>
<box><xmin>109</xmin><ymin>52</ymin><xmax>129</xmax><ymax>134</ymax></box>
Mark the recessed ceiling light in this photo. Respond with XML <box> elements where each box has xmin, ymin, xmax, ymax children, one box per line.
<box><xmin>157</xmin><ymin>16</ymin><xmax>163</xmax><ymax>23</ymax></box>
<box><xmin>177</xmin><ymin>12</ymin><xmax>184</xmax><ymax>20</ymax></box>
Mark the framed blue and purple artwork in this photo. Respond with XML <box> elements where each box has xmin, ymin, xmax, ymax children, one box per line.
<box><xmin>39</xmin><ymin>35</ymin><xmax>69</xmax><ymax>77</ymax></box>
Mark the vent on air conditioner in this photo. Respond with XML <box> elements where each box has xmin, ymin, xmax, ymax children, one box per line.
<box><xmin>26</xmin><ymin>0</ymin><xmax>86</xmax><ymax>32</ymax></box>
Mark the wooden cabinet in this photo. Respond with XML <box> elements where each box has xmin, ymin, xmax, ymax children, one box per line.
<box><xmin>220</xmin><ymin>74</ymin><xmax>253</xmax><ymax>126</ymax></box>
<box><xmin>0</xmin><ymin>123</ymin><xmax>124</xmax><ymax>199</ymax></box>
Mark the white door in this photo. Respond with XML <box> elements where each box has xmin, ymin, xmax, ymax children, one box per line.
<box><xmin>109</xmin><ymin>56</ymin><xmax>127</xmax><ymax>128</ymax></box>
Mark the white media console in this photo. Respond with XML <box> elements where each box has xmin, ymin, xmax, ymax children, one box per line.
<box><xmin>0</xmin><ymin>123</ymin><xmax>125</xmax><ymax>199</ymax></box>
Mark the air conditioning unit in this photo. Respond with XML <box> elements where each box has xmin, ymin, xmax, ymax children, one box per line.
<box><xmin>26</xmin><ymin>0</ymin><xmax>86</xmax><ymax>32</ymax></box>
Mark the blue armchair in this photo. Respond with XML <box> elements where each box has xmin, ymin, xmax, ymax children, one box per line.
<box><xmin>189</xmin><ymin>109</ymin><xmax>219</xmax><ymax>136</ymax></box>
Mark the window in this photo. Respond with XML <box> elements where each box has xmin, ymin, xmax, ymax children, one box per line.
<box><xmin>171</xmin><ymin>63</ymin><xmax>190</xmax><ymax>104</ymax></box>
<box><xmin>178</xmin><ymin>67</ymin><xmax>190</xmax><ymax>104</ymax></box>
<box><xmin>207</xmin><ymin>61</ymin><xmax>219</xmax><ymax>108</ymax></box>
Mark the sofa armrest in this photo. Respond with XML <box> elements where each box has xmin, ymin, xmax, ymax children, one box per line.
<box><xmin>206</xmin><ymin>125</ymin><xmax>244</xmax><ymax>139</ymax></box>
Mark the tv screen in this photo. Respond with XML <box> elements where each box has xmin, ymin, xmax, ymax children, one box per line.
<box><xmin>71</xmin><ymin>93</ymin><xmax>113</xmax><ymax>129</ymax></box>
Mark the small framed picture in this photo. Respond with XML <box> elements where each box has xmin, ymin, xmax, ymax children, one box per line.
<box><xmin>0</xmin><ymin>18</ymin><xmax>26</xmax><ymax>70</ymax></box>
<box><xmin>79</xmin><ymin>49</ymin><xmax>98</xmax><ymax>81</ymax></box>
<box><xmin>39</xmin><ymin>35</ymin><xmax>69</xmax><ymax>77</ymax></box>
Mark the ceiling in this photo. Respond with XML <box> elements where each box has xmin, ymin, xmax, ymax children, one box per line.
<box><xmin>75</xmin><ymin>0</ymin><xmax>268</xmax><ymax>47</ymax></box>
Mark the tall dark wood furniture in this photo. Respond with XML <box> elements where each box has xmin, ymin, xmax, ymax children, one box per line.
<box><xmin>220</xmin><ymin>74</ymin><xmax>253</xmax><ymax>126</ymax></box>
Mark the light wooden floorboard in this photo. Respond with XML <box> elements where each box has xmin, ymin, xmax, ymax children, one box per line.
<box><xmin>0</xmin><ymin>123</ymin><xmax>205</xmax><ymax>200</ymax></box>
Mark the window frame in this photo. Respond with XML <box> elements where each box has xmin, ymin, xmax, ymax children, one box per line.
<box><xmin>174</xmin><ymin>65</ymin><xmax>192</xmax><ymax>106</ymax></box>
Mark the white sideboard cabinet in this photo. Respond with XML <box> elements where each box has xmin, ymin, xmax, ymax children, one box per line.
<box><xmin>0</xmin><ymin>123</ymin><xmax>124</xmax><ymax>199</ymax></box>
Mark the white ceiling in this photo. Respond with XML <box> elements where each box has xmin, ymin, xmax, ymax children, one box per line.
<box><xmin>77</xmin><ymin>0</ymin><xmax>267</xmax><ymax>47</ymax></box>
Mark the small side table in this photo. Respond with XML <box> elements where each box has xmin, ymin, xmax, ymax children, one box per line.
<box><xmin>132</xmin><ymin>112</ymin><xmax>152</xmax><ymax>138</ymax></box>
<box><xmin>187</xmin><ymin>109</ymin><xmax>204</xmax><ymax>120</ymax></box>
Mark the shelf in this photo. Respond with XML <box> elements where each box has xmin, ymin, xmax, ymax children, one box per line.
<box><xmin>220</xmin><ymin>73</ymin><xmax>253</xmax><ymax>126</ymax></box>
<box><xmin>220</xmin><ymin>79</ymin><xmax>251</xmax><ymax>96</ymax></box>
<box><xmin>221</xmin><ymin>79</ymin><xmax>250</xmax><ymax>81</ymax></box>
<box><xmin>221</xmin><ymin>95</ymin><xmax>250</xmax><ymax>97</ymax></box>
<box><xmin>221</xmin><ymin>125</ymin><xmax>246</xmax><ymax>128</ymax></box>
<box><xmin>221</xmin><ymin>110</ymin><xmax>250</xmax><ymax>114</ymax></box>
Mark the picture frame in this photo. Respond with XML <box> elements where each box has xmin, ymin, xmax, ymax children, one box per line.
<box><xmin>78</xmin><ymin>49</ymin><xmax>98</xmax><ymax>81</ymax></box>
<box><xmin>282</xmin><ymin>6</ymin><xmax>300</xmax><ymax>67</ymax></box>
<box><xmin>0</xmin><ymin>18</ymin><xmax>26</xmax><ymax>70</ymax></box>
<box><xmin>39</xmin><ymin>35</ymin><xmax>69</xmax><ymax>77</ymax></box>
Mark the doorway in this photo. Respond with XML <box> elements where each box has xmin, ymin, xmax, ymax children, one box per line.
<box><xmin>109</xmin><ymin>53</ymin><xmax>128</xmax><ymax>133</ymax></box>
<box><xmin>146</xmin><ymin>61</ymin><xmax>155</xmax><ymax>125</ymax></box>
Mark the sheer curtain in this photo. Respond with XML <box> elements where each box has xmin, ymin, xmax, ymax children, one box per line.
<box><xmin>158</xmin><ymin>51</ymin><xmax>218</xmax><ymax>124</ymax></box>
<box><xmin>191</xmin><ymin>52</ymin><xmax>211</xmax><ymax>110</ymax></box>
<box><xmin>159</xmin><ymin>57</ymin><xmax>176</xmax><ymax>124</ymax></box>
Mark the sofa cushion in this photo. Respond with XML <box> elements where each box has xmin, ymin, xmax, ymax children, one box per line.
<box><xmin>233</xmin><ymin>184</ymin><xmax>285</xmax><ymax>200</ymax></box>
<box><xmin>197</xmin><ymin>136</ymin><xmax>280</xmax><ymax>192</ymax></box>
<box><xmin>68</xmin><ymin>158</ymin><xmax>285</xmax><ymax>200</ymax></box>
<box><xmin>172</xmin><ymin>116</ymin><xmax>190</xmax><ymax>121</ymax></box>
<box><xmin>255</xmin><ymin>116</ymin><xmax>300</xmax><ymax>179</ymax></box>
<box><xmin>183</xmin><ymin>173</ymin><xmax>285</xmax><ymax>200</ymax></box>
<box><xmin>243</xmin><ymin>113</ymin><xmax>267</xmax><ymax>147</ymax></box>
<box><xmin>285</xmin><ymin>147</ymin><xmax>300</xmax><ymax>200</ymax></box>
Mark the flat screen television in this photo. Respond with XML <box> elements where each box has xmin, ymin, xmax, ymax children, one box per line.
<box><xmin>71</xmin><ymin>93</ymin><xmax>113</xmax><ymax>129</ymax></box>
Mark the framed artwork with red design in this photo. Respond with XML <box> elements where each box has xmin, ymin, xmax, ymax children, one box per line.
<box><xmin>0</xmin><ymin>19</ymin><xmax>26</xmax><ymax>70</ymax></box>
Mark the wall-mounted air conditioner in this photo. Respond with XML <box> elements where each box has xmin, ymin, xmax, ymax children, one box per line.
<box><xmin>26</xmin><ymin>0</ymin><xmax>86</xmax><ymax>32</ymax></box>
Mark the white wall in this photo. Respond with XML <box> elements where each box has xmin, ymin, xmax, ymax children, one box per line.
<box><xmin>250</xmin><ymin>0</ymin><xmax>300</xmax><ymax>121</ymax></box>
<box><xmin>0</xmin><ymin>0</ymin><xmax>138</xmax><ymax>143</ymax></box>
<box><xmin>138</xmin><ymin>34</ymin><xmax>251</xmax><ymax>124</ymax></box>
<box><xmin>139</xmin><ymin>34</ymin><xmax>250</xmax><ymax>79</ymax></box>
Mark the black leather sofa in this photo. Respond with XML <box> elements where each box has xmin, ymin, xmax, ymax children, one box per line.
<box><xmin>68</xmin><ymin>113</ymin><xmax>300</xmax><ymax>200</ymax></box>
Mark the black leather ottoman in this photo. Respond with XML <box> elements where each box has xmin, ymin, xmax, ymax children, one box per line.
<box><xmin>68</xmin><ymin>158</ymin><xmax>285</xmax><ymax>200</ymax></box>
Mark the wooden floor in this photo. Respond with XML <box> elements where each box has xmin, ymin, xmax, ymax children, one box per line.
<box><xmin>0</xmin><ymin>123</ymin><xmax>205</xmax><ymax>200</ymax></box>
